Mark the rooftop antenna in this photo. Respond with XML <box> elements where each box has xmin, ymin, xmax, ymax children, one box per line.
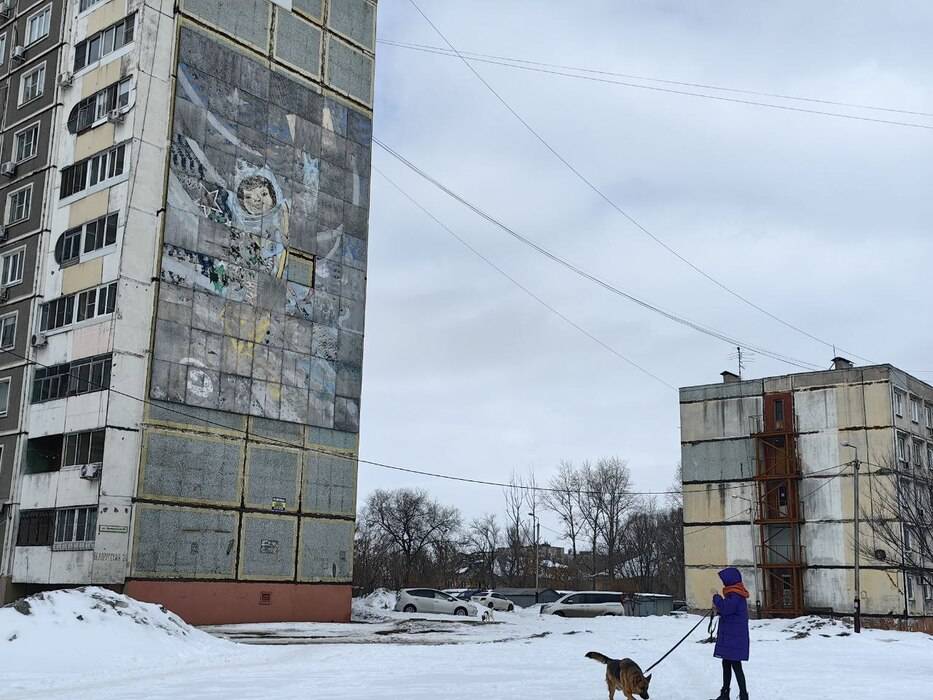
<box><xmin>727</xmin><ymin>346</ymin><xmax>755</xmax><ymax>379</ymax></box>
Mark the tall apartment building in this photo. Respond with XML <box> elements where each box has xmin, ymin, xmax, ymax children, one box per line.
<box><xmin>1</xmin><ymin>0</ymin><xmax>376</xmax><ymax>625</ymax></box>
<box><xmin>681</xmin><ymin>359</ymin><xmax>933</xmax><ymax>625</ymax></box>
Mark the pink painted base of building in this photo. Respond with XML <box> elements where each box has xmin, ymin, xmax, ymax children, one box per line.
<box><xmin>125</xmin><ymin>580</ymin><xmax>351</xmax><ymax>625</ymax></box>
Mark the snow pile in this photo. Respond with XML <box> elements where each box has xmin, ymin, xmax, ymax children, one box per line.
<box><xmin>0</xmin><ymin>587</ymin><xmax>229</xmax><ymax>673</ymax></box>
<box><xmin>351</xmin><ymin>588</ymin><xmax>398</xmax><ymax>621</ymax></box>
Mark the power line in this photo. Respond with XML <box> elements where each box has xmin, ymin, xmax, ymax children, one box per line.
<box><xmin>373</xmin><ymin>165</ymin><xmax>678</xmax><ymax>391</ymax></box>
<box><xmin>402</xmin><ymin>0</ymin><xmax>874</xmax><ymax>365</ymax></box>
<box><xmin>379</xmin><ymin>39</ymin><xmax>933</xmax><ymax>127</ymax></box>
<box><xmin>375</xmin><ymin>138</ymin><xmax>821</xmax><ymax>372</ymax></box>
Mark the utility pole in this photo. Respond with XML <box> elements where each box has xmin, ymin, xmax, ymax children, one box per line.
<box><xmin>842</xmin><ymin>442</ymin><xmax>862</xmax><ymax>633</ymax></box>
<box><xmin>528</xmin><ymin>511</ymin><xmax>540</xmax><ymax>603</ymax></box>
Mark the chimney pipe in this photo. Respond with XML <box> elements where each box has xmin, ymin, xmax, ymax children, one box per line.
<box><xmin>721</xmin><ymin>370</ymin><xmax>741</xmax><ymax>383</ymax></box>
<box><xmin>831</xmin><ymin>356</ymin><xmax>854</xmax><ymax>370</ymax></box>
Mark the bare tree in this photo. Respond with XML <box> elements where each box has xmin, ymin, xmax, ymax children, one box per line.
<box><xmin>576</xmin><ymin>460</ymin><xmax>603</xmax><ymax>583</ymax></box>
<box><xmin>466</xmin><ymin>514</ymin><xmax>502</xmax><ymax>589</ymax></box>
<box><xmin>502</xmin><ymin>473</ymin><xmax>529</xmax><ymax>585</ymax></box>
<box><xmin>591</xmin><ymin>457</ymin><xmax>635</xmax><ymax>581</ymax></box>
<box><xmin>364</xmin><ymin>488</ymin><xmax>461</xmax><ymax>588</ymax></box>
<box><xmin>544</xmin><ymin>461</ymin><xmax>584</xmax><ymax>585</ymax></box>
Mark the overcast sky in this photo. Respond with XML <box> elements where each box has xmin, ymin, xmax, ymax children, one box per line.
<box><xmin>357</xmin><ymin>1</ymin><xmax>933</xmax><ymax>541</ymax></box>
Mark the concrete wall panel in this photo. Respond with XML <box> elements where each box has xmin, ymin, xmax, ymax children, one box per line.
<box><xmin>132</xmin><ymin>505</ymin><xmax>239</xmax><ymax>578</ymax></box>
<box><xmin>682</xmin><ymin>438</ymin><xmax>754</xmax><ymax>482</ymax></box>
<box><xmin>298</xmin><ymin>516</ymin><xmax>353</xmax><ymax>581</ymax></box>
<box><xmin>140</xmin><ymin>431</ymin><xmax>244</xmax><ymax>505</ymax></box>
<box><xmin>680</xmin><ymin>396</ymin><xmax>761</xmax><ymax>443</ymax></box>
<box><xmin>245</xmin><ymin>444</ymin><xmax>301</xmax><ymax>512</ymax></box>
<box><xmin>302</xmin><ymin>450</ymin><xmax>356</xmax><ymax>516</ymax></box>
<box><xmin>238</xmin><ymin>513</ymin><xmax>297</xmax><ymax>579</ymax></box>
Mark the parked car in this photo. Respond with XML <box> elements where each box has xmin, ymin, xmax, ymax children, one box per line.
<box><xmin>442</xmin><ymin>588</ymin><xmax>483</xmax><ymax>601</ymax></box>
<box><xmin>395</xmin><ymin>588</ymin><xmax>479</xmax><ymax>617</ymax></box>
<box><xmin>539</xmin><ymin>591</ymin><xmax>625</xmax><ymax>617</ymax></box>
<box><xmin>470</xmin><ymin>591</ymin><xmax>516</xmax><ymax>612</ymax></box>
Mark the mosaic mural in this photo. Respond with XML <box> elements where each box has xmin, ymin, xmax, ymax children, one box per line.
<box><xmin>152</xmin><ymin>27</ymin><xmax>370</xmax><ymax>432</ymax></box>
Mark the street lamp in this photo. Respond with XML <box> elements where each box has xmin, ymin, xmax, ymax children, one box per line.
<box><xmin>842</xmin><ymin>442</ymin><xmax>862</xmax><ymax>633</ymax></box>
<box><xmin>528</xmin><ymin>512</ymin><xmax>540</xmax><ymax>603</ymax></box>
<box><xmin>731</xmin><ymin>493</ymin><xmax>762</xmax><ymax>618</ymax></box>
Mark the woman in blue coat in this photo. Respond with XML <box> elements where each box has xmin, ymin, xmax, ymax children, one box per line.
<box><xmin>711</xmin><ymin>567</ymin><xmax>750</xmax><ymax>700</ymax></box>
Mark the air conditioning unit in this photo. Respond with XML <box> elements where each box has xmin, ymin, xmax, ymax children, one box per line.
<box><xmin>0</xmin><ymin>162</ymin><xmax>16</xmax><ymax>178</ymax></box>
<box><xmin>80</xmin><ymin>462</ymin><xmax>102</xmax><ymax>480</ymax></box>
<box><xmin>874</xmin><ymin>549</ymin><xmax>888</xmax><ymax>561</ymax></box>
<box><xmin>58</xmin><ymin>72</ymin><xmax>74</xmax><ymax>89</ymax></box>
<box><xmin>30</xmin><ymin>333</ymin><xmax>47</xmax><ymax>347</ymax></box>
<box><xmin>106</xmin><ymin>109</ymin><xmax>125</xmax><ymax>124</ymax></box>
<box><xmin>11</xmin><ymin>46</ymin><xmax>24</xmax><ymax>63</ymax></box>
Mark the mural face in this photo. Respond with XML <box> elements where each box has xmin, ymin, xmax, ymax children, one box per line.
<box><xmin>152</xmin><ymin>27</ymin><xmax>370</xmax><ymax>431</ymax></box>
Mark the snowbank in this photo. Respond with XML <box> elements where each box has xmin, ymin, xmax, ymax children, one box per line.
<box><xmin>0</xmin><ymin>587</ymin><xmax>229</xmax><ymax>673</ymax></box>
<box><xmin>351</xmin><ymin>588</ymin><xmax>398</xmax><ymax>621</ymax></box>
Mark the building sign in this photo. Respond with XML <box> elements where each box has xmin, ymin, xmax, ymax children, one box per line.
<box><xmin>99</xmin><ymin>525</ymin><xmax>128</xmax><ymax>534</ymax></box>
<box><xmin>271</xmin><ymin>497</ymin><xmax>286</xmax><ymax>511</ymax></box>
<box><xmin>260</xmin><ymin>539</ymin><xmax>279</xmax><ymax>554</ymax></box>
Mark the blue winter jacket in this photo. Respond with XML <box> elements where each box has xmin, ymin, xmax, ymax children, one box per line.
<box><xmin>712</xmin><ymin>567</ymin><xmax>750</xmax><ymax>662</ymax></box>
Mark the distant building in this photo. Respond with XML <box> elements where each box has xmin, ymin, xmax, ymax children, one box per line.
<box><xmin>2</xmin><ymin>0</ymin><xmax>377</xmax><ymax>624</ymax></box>
<box><xmin>681</xmin><ymin>359</ymin><xmax>933</xmax><ymax>624</ymax></box>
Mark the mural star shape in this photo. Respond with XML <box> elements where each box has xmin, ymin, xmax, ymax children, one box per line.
<box><xmin>198</xmin><ymin>183</ymin><xmax>224</xmax><ymax>218</ymax></box>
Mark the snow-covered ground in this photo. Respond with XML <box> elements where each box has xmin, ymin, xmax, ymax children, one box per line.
<box><xmin>2</xmin><ymin>588</ymin><xmax>931</xmax><ymax>699</ymax></box>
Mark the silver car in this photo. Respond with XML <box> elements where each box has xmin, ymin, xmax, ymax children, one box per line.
<box><xmin>540</xmin><ymin>591</ymin><xmax>625</xmax><ymax>617</ymax></box>
<box><xmin>395</xmin><ymin>588</ymin><xmax>479</xmax><ymax>617</ymax></box>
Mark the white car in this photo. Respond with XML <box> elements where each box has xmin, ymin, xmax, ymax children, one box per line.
<box><xmin>470</xmin><ymin>591</ymin><xmax>516</xmax><ymax>612</ymax></box>
<box><xmin>539</xmin><ymin>591</ymin><xmax>625</xmax><ymax>617</ymax></box>
<box><xmin>395</xmin><ymin>588</ymin><xmax>479</xmax><ymax>617</ymax></box>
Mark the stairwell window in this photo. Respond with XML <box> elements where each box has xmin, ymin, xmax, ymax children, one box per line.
<box><xmin>6</xmin><ymin>185</ymin><xmax>32</xmax><ymax>224</ymax></box>
<box><xmin>0</xmin><ymin>312</ymin><xmax>16</xmax><ymax>350</ymax></box>
<box><xmin>1</xmin><ymin>248</ymin><xmax>24</xmax><ymax>286</ymax></box>
<box><xmin>13</xmin><ymin>123</ymin><xmax>39</xmax><ymax>163</ymax></box>
<box><xmin>73</xmin><ymin>13</ymin><xmax>135</xmax><ymax>72</ymax></box>
<box><xmin>53</xmin><ymin>506</ymin><xmax>97</xmax><ymax>551</ymax></box>
<box><xmin>60</xmin><ymin>142</ymin><xmax>128</xmax><ymax>199</ymax></box>
<box><xmin>18</xmin><ymin>63</ymin><xmax>45</xmax><ymax>106</ymax></box>
<box><xmin>26</xmin><ymin>5</ymin><xmax>52</xmax><ymax>45</ymax></box>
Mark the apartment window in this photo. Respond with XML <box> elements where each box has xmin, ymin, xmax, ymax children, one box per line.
<box><xmin>0</xmin><ymin>34</ymin><xmax>6</xmax><ymax>65</ymax></box>
<box><xmin>16</xmin><ymin>509</ymin><xmax>55</xmax><ymax>546</ymax></box>
<box><xmin>1</xmin><ymin>248</ymin><xmax>24</xmax><ymax>286</ymax></box>
<box><xmin>927</xmin><ymin>445</ymin><xmax>933</xmax><ymax>471</ymax></box>
<box><xmin>925</xmin><ymin>583</ymin><xmax>933</xmax><ymax>601</ymax></box>
<box><xmin>40</xmin><ymin>282</ymin><xmax>116</xmax><ymax>331</ymax></box>
<box><xmin>53</xmin><ymin>506</ymin><xmax>97</xmax><ymax>551</ymax></box>
<box><xmin>911</xmin><ymin>397</ymin><xmax>922</xmax><ymax>423</ymax></box>
<box><xmin>26</xmin><ymin>5</ymin><xmax>52</xmax><ymax>45</ymax></box>
<box><xmin>76</xmin><ymin>282</ymin><xmax>116</xmax><ymax>322</ymax></box>
<box><xmin>19</xmin><ymin>63</ymin><xmax>45</xmax><ymax>105</ymax></box>
<box><xmin>896</xmin><ymin>431</ymin><xmax>908</xmax><ymax>464</ymax></box>
<box><xmin>0</xmin><ymin>376</ymin><xmax>9</xmax><ymax>416</ymax></box>
<box><xmin>80</xmin><ymin>0</ymin><xmax>108</xmax><ymax>11</ymax></box>
<box><xmin>0</xmin><ymin>313</ymin><xmax>16</xmax><ymax>349</ymax></box>
<box><xmin>894</xmin><ymin>390</ymin><xmax>906</xmax><ymax>417</ymax></box>
<box><xmin>54</xmin><ymin>214</ymin><xmax>118</xmax><ymax>267</ymax></box>
<box><xmin>914</xmin><ymin>439</ymin><xmax>925</xmax><ymax>468</ymax></box>
<box><xmin>84</xmin><ymin>213</ymin><xmax>118</xmax><ymax>253</ymax></box>
<box><xmin>60</xmin><ymin>143</ymin><xmax>127</xmax><ymax>199</ymax></box>
<box><xmin>73</xmin><ymin>13</ymin><xmax>136</xmax><ymax>72</ymax></box>
<box><xmin>927</xmin><ymin>405</ymin><xmax>933</xmax><ymax>429</ymax></box>
<box><xmin>6</xmin><ymin>185</ymin><xmax>32</xmax><ymax>224</ymax></box>
<box><xmin>64</xmin><ymin>429</ymin><xmax>105</xmax><ymax>468</ymax></box>
<box><xmin>906</xmin><ymin>575</ymin><xmax>914</xmax><ymax>601</ymax></box>
<box><xmin>31</xmin><ymin>354</ymin><xmax>112</xmax><ymax>403</ymax></box>
<box><xmin>56</xmin><ymin>228</ymin><xmax>83</xmax><ymax>266</ymax></box>
<box><xmin>13</xmin><ymin>123</ymin><xmax>39</xmax><ymax>163</ymax></box>
<box><xmin>67</xmin><ymin>77</ymin><xmax>133</xmax><ymax>134</ymax></box>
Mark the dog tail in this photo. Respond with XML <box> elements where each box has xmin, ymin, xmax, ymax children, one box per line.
<box><xmin>585</xmin><ymin>651</ymin><xmax>612</xmax><ymax>665</ymax></box>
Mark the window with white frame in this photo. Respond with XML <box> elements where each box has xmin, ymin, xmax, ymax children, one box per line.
<box><xmin>0</xmin><ymin>34</ymin><xmax>7</xmax><ymax>65</ymax></box>
<box><xmin>67</xmin><ymin>77</ymin><xmax>133</xmax><ymax>134</ymax></box>
<box><xmin>53</xmin><ymin>213</ymin><xmax>118</xmax><ymax>267</ymax></box>
<box><xmin>927</xmin><ymin>444</ymin><xmax>933</xmax><ymax>471</ymax></box>
<box><xmin>907</xmin><ymin>575</ymin><xmax>914</xmax><ymax>600</ymax></box>
<box><xmin>80</xmin><ymin>0</ymin><xmax>108</xmax><ymax>12</ymax></box>
<box><xmin>6</xmin><ymin>185</ymin><xmax>32</xmax><ymax>224</ymax></box>
<box><xmin>53</xmin><ymin>506</ymin><xmax>97</xmax><ymax>550</ymax></box>
<box><xmin>894</xmin><ymin>390</ymin><xmax>905</xmax><ymax>417</ymax></box>
<box><xmin>13</xmin><ymin>123</ymin><xmax>39</xmax><ymax>163</ymax></box>
<box><xmin>913</xmin><ymin>439</ymin><xmax>924</xmax><ymax>467</ymax></box>
<box><xmin>897</xmin><ymin>431</ymin><xmax>908</xmax><ymax>465</ymax></box>
<box><xmin>73</xmin><ymin>13</ymin><xmax>135</xmax><ymax>72</ymax></box>
<box><xmin>1</xmin><ymin>248</ymin><xmax>24</xmax><ymax>286</ymax></box>
<box><xmin>18</xmin><ymin>63</ymin><xmax>45</xmax><ymax>105</ymax></box>
<box><xmin>927</xmin><ymin>404</ymin><xmax>933</xmax><ymax>429</ymax></box>
<box><xmin>0</xmin><ymin>377</ymin><xmax>9</xmax><ymax>416</ymax></box>
<box><xmin>63</xmin><ymin>429</ymin><xmax>105</xmax><ymax>468</ymax></box>
<box><xmin>0</xmin><ymin>313</ymin><xmax>15</xmax><ymax>350</ymax></box>
<box><xmin>911</xmin><ymin>397</ymin><xmax>922</xmax><ymax>423</ymax></box>
<box><xmin>60</xmin><ymin>142</ymin><xmax>127</xmax><ymax>199</ymax></box>
<box><xmin>925</xmin><ymin>583</ymin><xmax>933</xmax><ymax>601</ymax></box>
<box><xmin>26</xmin><ymin>5</ymin><xmax>52</xmax><ymax>45</ymax></box>
<box><xmin>40</xmin><ymin>281</ymin><xmax>116</xmax><ymax>332</ymax></box>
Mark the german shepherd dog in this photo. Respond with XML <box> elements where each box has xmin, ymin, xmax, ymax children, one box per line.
<box><xmin>585</xmin><ymin>652</ymin><xmax>652</xmax><ymax>700</ymax></box>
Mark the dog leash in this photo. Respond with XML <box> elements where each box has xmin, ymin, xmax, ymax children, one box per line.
<box><xmin>643</xmin><ymin>609</ymin><xmax>715</xmax><ymax>674</ymax></box>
